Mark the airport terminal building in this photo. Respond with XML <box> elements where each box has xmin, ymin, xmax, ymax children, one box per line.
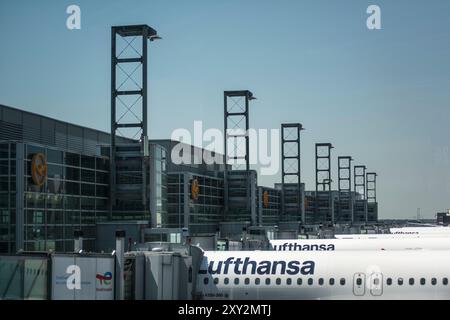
<box><xmin>0</xmin><ymin>103</ymin><xmax>378</xmax><ymax>254</ymax></box>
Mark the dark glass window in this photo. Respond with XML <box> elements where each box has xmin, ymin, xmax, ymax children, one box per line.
<box><xmin>329</xmin><ymin>278</ymin><xmax>335</xmax><ymax>285</ymax></box>
<box><xmin>47</xmin><ymin>149</ymin><xmax>63</xmax><ymax>164</ymax></box>
<box><xmin>0</xmin><ymin>144</ymin><xmax>8</xmax><ymax>159</ymax></box>
<box><xmin>0</xmin><ymin>160</ymin><xmax>8</xmax><ymax>174</ymax></box>
<box><xmin>65</xmin><ymin>167</ymin><xmax>79</xmax><ymax>181</ymax></box>
<box><xmin>81</xmin><ymin>169</ymin><xmax>95</xmax><ymax>183</ymax></box>
<box><xmin>96</xmin><ymin>185</ymin><xmax>108</xmax><ymax>197</ymax></box>
<box><xmin>420</xmin><ymin>278</ymin><xmax>426</xmax><ymax>285</ymax></box>
<box><xmin>65</xmin><ymin>196</ymin><xmax>80</xmax><ymax>209</ymax></box>
<box><xmin>66</xmin><ymin>182</ymin><xmax>80</xmax><ymax>195</ymax></box>
<box><xmin>203</xmin><ymin>278</ymin><xmax>208</xmax><ymax>285</ymax></box>
<box><xmin>95</xmin><ymin>198</ymin><xmax>107</xmax><ymax>211</ymax></box>
<box><xmin>286</xmin><ymin>278</ymin><xmax>292</xmax><ymax>285</ymax></box>
<box><xmin>81</xmin><ymin>183</ymin><xmax>95</xmax><ymax>196</ymax></box>
<box><xmin>356</xmin><ymin>278</ymin><xmax>362</xmax><ymax>286</ymax></box>
<box><xmin>0</xmin><ymin>194</ymin><xmax>8</xmax><ymax>207</ymax></box>
<box><xmin>398</xmin><ymin>278</ymin><xmax>404</xmax><ymax>286</ymax></box>
<box><xmin>409</xmin><ymin>278</ymin><xmax>414</xmax><ymax>285</ymax></box>
<box><xmin>81</xmin><ymin>156</ymin><xmax>95</xmax><ymax>169</ymax></box>
<box><xmin>48</xmin><ymin>164</ymin><xmax>63</xmax><ymax>179</ymax></box>
<box><xmin>10</xmin><ymin>160</ymin><xmax>16</xmax><ymax>175</ymax></box>
<box><xmin>81</xmin><ymin>198</ymin><xmax>95</xmax><ymax>210</ymax></box>
<box><xmin>443</xmin><ymin>278</ymin><xmax>448</xmax><ymax>285</ymax></box>
<box><xmin>308</xmin><ymin>278</ymin><xmax>313</xmax><ymax>285</ymax></box>
<box><xmin>244</xmin><ymin>278</ymin><xmax>250</xmax><ymax>285</ymax></box>
<box><xmin>213</xmin><ymin>278</ymin><xmax>219</xmax><ymax>285</ymax></box>
<box><xmin>340</xmin><ymin>278</ymin><xmax>346</xmax><ymax>286</ymax></box>
<box><xmin>276</xmin><ymin>278</ymin><xmax>281</xmax><ymax>285</ymax></box>
<box><xmin>319</xmin><ymin>278</ymin><xmax>324</xmax><ymax>286</ymax></box>
<box><xmin>431</xmin><ymin>278</ymin><xmax>437</xmax><ymax>285</ymax></box>
<box><xmin>96</xmin><ymin>171</ymin><xmax>109</xmax><ymax>184</ymax></box>
<box><xmin>96</xmin><ymin>158</ymin><xmax>109</xmax><ymax>171</ymax></box>
<box><xmin>265</xmin><ymin>278</ymin><xmax>270</xmax><ymax>285</ymax></box>
<box><xmin>255</xmin><ymin>278</ymin><xmax>260</xmax><ymax>285</ymax></box>
<box><xmin>387</xmin><ymin>278</ymin><xmax>392</xmax><ymax>285</ymax></box>
<box><xmin>297</xmin><ymin>278</ymin><xmax>302</xmax><ymax>285</ymax></box>
<box><xmin>234</xmin><ymin>278</ymin><xmax>239</xmax><ymax>285</ymax></box>
<box><xmin>224</xmin><ymin>278</ymin><xmax>229</xmax><ymax>285</ymax></box>
<box><xmin>65</xmin><ymin>152</ymin><xmax>80</xmax><ymax>166</ymax></box>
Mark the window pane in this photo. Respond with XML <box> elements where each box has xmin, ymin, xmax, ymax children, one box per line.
<box><xmin>47</xmin><ymin>149</ymin><xmax>63</xmax><ymax>164</ymax></box>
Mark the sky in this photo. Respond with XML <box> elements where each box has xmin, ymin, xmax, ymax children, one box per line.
<box><xmin>1</xmin><ymin>0</ymin><xmax>450</xmax><ymax>219</ymax></box>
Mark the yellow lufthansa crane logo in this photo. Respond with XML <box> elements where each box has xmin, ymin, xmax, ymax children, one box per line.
<box><xmin>191</xmin><ymin>178</ymin><xmax>200</xmax><ymax>200</ymax></box>
<box><xmin>263</xmin><ymin>191</ymin><xmax>269</xmax><ymax>208</ymax></box>
<box><xmin>31</xmin><ymin>153</ymin><xmax>47</xmax><ymax>187</ymax></box>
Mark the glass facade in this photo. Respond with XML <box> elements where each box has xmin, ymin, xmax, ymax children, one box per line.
<box><xmin>166</xmin><ymin>173</ymin><xmax>223</xmax><ymax>234</ymax></box>
<box><xmin>257</xmin><ymin>187</ymin><xmax>281</xmax><ymax>226</ymax></box>
<box><xmin>0</xmin><ymin>142</ymin><xmax>110</xmax><ymax>253</ymax></box>
<box><xmin>150</xmin><ymin>144</ymin><xmax>167</xmax><ymax>227</ymax></box>
<box><xmin>0</xmin><ymin>143</ymin><xmax>16</xmax><ymax>253</ymax></box>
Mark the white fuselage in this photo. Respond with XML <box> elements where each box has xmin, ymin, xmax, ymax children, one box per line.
<box><xmin>196</xmin><ymin>250</ymin><xmax>450</xmax><ymax>300</ymax></box>
<box><xmin>270</xmin><ymin>237</ymin><xmax>450</xmax><ymax>251</ymax></box>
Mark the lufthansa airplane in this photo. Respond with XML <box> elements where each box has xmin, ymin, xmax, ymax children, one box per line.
<box><xmin>390</xmin><ymin>226</ymin><xmax>450</xmax><ymax>235</ymax></box>
<box><xmin>269</xmin><ymin>237</ymin><xmax>450</xmax><ymax>251</ymax></box>
<box><xmin>196</xmin><ymin>250</ymin><xmax>450</xmax><ymax>299</ymax></box>
<box><xmin>334</xmin><ymin>233</ymin><xmax>450</xmax><ymax>239</ymax></box>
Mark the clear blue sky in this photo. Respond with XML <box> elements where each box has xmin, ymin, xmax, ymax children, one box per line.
<box><xmin>1</xmin><ymin>0</ymin><xmax>450</xmax><ymax>219</ymax></box>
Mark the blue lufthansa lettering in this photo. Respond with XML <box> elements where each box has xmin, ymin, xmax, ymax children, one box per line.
<box><xmin>199</xmin><ymin>257</ymin><xmax>315</xmax><ymax>276</ymax></box>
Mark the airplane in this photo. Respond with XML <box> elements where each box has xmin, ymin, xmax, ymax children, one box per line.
<box><xmin>390</xmin><ymin>226</ymin><xmax>450</xmax><ymax>235</ymax></box>
<box><xmin>334</xmin><ymin>233</ymin><xmax>450</xmax><ymax>239</ymax></box>
<box><xmin>196</xmin><ymin>250</ymin><xmax>450</xmax><ymax>300</ymax></box>
<box><xmin>269</xmin><ymin>237</ymin><xmax>450</xmax><ymax>251</ymax></box>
